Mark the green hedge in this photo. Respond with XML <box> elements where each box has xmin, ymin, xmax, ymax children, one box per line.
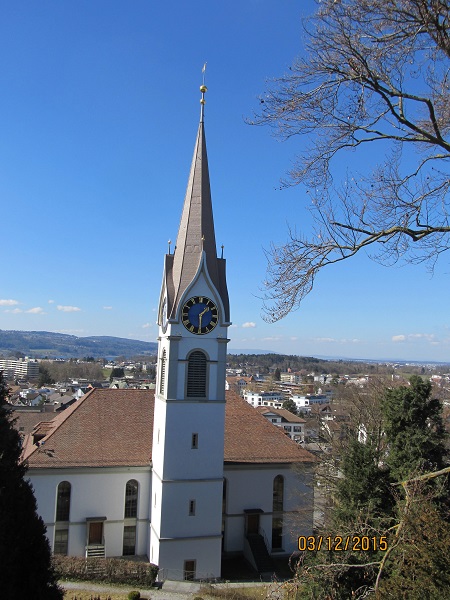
<box><xmin>53</xmin><ymin>555</ymin><xmax>159</xmax><ymax>586</ymax></box>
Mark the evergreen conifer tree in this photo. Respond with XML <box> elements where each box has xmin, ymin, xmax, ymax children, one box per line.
<box><xmin>0</xmin><ymin>372</ymin><xmax>63</xmax><ymax>599</ymax></box>
<box><xmin>334</xmin><ymin>434</ymin><xmax>393</xmax><ymax>526</ymax></box>
<box><xmin>382</xmin><ymin>375</ymin><xmax>448</xmax><ymax>481</ymax></box>
<box><xmin>294</xmin><ymin>376</ymin><xmax>449</xmax><ymax>598</ymax></box>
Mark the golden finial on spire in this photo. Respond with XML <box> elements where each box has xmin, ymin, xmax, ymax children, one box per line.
<box><xmin>200</xmin><ymin>63</ymin><xmax>207</xmax><ymax>120</ymax></box>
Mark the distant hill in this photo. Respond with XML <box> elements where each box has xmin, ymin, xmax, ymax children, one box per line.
<box><xmin>0</xmin><ymin>330</ymin><xmax>157</xmax><ymax>359</ymax></box>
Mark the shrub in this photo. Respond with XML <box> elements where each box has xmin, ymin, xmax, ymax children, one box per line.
<box><xmin>128</xmin><ymin>592</ymin><xmax>141</xmax><ymax>600</ymax></box>
<box><xmin>53</xmin><ymin>555</ymin><xmax>158</xmax><ymax>586</ymax></box>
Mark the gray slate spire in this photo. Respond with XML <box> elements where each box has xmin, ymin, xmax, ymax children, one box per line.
<box><xmin>165</xmin><ymin>109</ymin><xmax>229</xmax><ymax>322</ymax></box>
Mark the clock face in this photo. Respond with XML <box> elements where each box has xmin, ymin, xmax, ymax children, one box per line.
<box><xmin>182</xmin><ymin>296</ymin><xmax>219</xmax><ymax>335</ymax></box>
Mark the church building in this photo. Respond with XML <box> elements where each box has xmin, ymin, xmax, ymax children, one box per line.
<box><xmin>22</xmin><ymin>86</ymin><xmax>315</xmax><ymax>581</ymax></box>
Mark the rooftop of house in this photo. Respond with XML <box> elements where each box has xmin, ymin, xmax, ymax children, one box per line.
<box><xmin>255</xmin><ymin>406</ymin><xmax>306</xmax><ymax>423</ymax></box>
<box><xmin>21</xmin><ymin>388</ymin><xmax>315</xmax><ymax>469</ymax></box>
<box><xmin>10</xmin><ymin>408</ymin><xmax>57</xmax><ymax>436</ymax></box>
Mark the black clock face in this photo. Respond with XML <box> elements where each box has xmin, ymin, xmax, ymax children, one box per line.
<box><xmin>182</xmin><ymin>296</ymin><xmax>219</xmax><ymax>335</ymax></box>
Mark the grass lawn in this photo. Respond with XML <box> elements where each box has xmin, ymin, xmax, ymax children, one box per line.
<box><xmin>62</xmin><ymin>585</ymin><xmax>270</xmax><ymax>600</ymax></box>
<box><xmin>63</xmin><ymin>592</ymin><xmax>129</xmax><ymax>600</ymax></box>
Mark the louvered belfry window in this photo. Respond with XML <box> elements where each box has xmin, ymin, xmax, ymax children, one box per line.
<box><xmin>187</xmin><ymin>351</ymin><xmax>207</xmax><ymax>397</ymax></box>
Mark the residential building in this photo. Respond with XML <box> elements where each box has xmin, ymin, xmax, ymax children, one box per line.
<box><xmin>292</xmin><ymin>394</ymin><xmax>329</xmax><ymax>413</ymax></box>
<box><xmin>243</xmin><ymin>391</ymin><xmax>283</xmax><ymax>408</ymax></box>
<box><xmin>256</xmin><ymin>407</ymin><xmax>306</xmax><ymax>443</ymax></box>
<box><xmin>0</xmin><ymin>357</ymin><xmax>39</xmax><ymax>380</ymax></box>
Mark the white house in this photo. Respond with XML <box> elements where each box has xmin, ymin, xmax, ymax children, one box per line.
<box><xmin>256</xmin><ymin>407</ymin><xmax>306</xmax><ymax>443</ymax></box>
<box><xmin>22</xmin><ymin>86</ymin><xmax>315</xmax><ymax>582</ymax></box>
<box><xmin>292</xmin><ymin>394</ymin><xmax>329</xmax><ymax>413</ymax></box>
<box><xmin>243</xmin><ymin>391</ymin><xmax>283</xmax><ymax>408</ymax></box>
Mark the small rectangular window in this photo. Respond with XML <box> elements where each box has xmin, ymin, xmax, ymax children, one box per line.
<box><xmin>191</xmin><ymin>433</ymin><xmax>198</xmax><ymax>449</ymax></box>
<box><xmin>184</xmin><ymin>559</ymin><xmax>196</xmax><ymax>581</ymax></box>
<box><xmin>189</xmin><ymin>500</ymin><xmax>196</xmax><ymax>516</ymax></box>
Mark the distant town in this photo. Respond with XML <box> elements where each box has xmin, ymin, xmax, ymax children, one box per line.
<box><xmin>3</xmin><ymin>352</ymin><xmax>449</xmax><ymax>463</ymax></box>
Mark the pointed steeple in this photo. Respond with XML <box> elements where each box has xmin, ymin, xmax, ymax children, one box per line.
<box><xmin>165</xmin><ymin>86</ymin><xmax>230</xmax><ymax>322</ymax></box>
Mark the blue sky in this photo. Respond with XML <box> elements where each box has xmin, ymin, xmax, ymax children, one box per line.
<box><xmin>1</xmin><ymin>0</ymin><xmax>449</xmax><ymax>363</ymax></box>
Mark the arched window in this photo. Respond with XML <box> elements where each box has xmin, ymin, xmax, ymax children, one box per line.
<box><xmin>159</xmin><ymin>349</ymin><xmax>166</xmax><ymax>395</ymax></box>
<box><xmin>56</xmin><ymin>481</ymin><xmax>71</xmax><ymax>522</ymax></box>
<box><xmin>273</xmin><ymin>475</ymin><xmax>284</xmax><ymax>512</ymax></box>
<box><xmin>187</xmin><ymin>351</ymin><xmax>207</xmax><ymax>397</ymax></box>
<box><xmin>124</xmin><ymin>479</ymin><xmax>138</xmax><ymax>518</ymax></box>
<box><xmin>123</xmin><ymin>479</ymin><xmax>138</xmax><ymax>556</ymax></box>
<box><xmin>55</xmin><ymin>481</ymin><xmax>71</xmax><ymax>555</ymax></box>
<box><xmin>272</xmin><ymin>475</ymin><xmax>284</xmax><ymax>550</ymax></box>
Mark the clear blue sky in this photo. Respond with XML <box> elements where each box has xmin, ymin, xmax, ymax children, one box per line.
<box><xmin>1</xmin><ymin>0</ymin><xmax>449</xmax><ymax>363</ymax></box>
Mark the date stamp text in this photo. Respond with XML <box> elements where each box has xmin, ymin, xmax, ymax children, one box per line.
<box><xmin>298</xmin><ymin>535</ymin><xmax>388</xmax><ymax>552</ymax></box>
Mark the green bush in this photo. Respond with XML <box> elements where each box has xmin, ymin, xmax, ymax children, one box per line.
<box><xmin>128</xmin><ymin>592</ymin><xmax>141</xmax><ymax>600</ymax></box>
<box><xmin>53</xmin><ymin>555</ymin><xmax>158</xmax><ymax>586</ymax></box>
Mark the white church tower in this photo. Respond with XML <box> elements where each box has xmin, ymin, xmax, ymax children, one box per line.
<box><xmin>150</xmin><ymin>84</ymin><xmax>230</xmax><ymax>580</ymax></box>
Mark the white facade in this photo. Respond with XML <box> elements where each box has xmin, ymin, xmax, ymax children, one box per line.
<box><xmin>223</xmin><ymin>465</ymin><xmax>313</xmax><ymax>553</ymax></box>
<box><xmin>28</xmin><ymin>459</ymin><xmax>312</xmax><ymax>576</ymax></box>
<box><xmin>244</xmin><ymin>391</ymin><xmax>283</xmax><ymax>408</ymax></box>
<box><xmin>30</xmin><ymin>467</ymin><xmax>151</xmax><ymax>558</ymax></box>
<box><xmin>292</xmin><ymin>394</ymin><xmax>329</xmax><ymax>413</ymax></box>
<box><xmin>0</xmin><ymin>357</ymin><xmax>39</xmax><ymax>379</ymax></box>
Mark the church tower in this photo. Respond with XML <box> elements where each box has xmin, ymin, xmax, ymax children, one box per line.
<box><xmin>150</xmin><ymin>84</ymin><xmax>230</xmax><ymax>580</ymax></box>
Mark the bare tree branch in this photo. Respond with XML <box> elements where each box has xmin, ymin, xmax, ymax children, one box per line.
<box><xmin>249</xmin><ymin>0</ymin><xmax>450</xmax><ymax>321</ymax></box>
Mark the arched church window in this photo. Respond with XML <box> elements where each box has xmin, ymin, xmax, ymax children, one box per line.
<box><xmin>56</xmin><ymin>481</ymin><xmax>71</xmax><ymax>522</ymax></box>
<box><xmin>124</xmin><ymin>479</ymin><xmax>138</xmax><ymax>518</ymax></box>
<box><xmin>159</xmin><ymin>349</ymin><xmax>166</xmax><ymax>395</ymax></box>
<box><xmin>187</xmin><ymin>350</ymin><xmax>207</xmax><ymax>397</ymax></box>
<box><xmin>55</xmin><ymin>481</ymin><xmax>71</xmax><ymax>555</ymax></box>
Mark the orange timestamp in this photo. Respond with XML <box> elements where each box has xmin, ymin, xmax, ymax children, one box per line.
<box><xmin>298</xmin><ymin>535</ymin><xmax>388</xmax><ymax>552</ymax></box>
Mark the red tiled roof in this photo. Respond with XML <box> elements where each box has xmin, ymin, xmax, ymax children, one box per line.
<box><xmin>23</xmin><ymin>389</ymin><xmax>314</xmax><ymax>469</ymax></box>
<box><xmin>11</xmin><ymin>410</ymin><xmax>56</xmax><ymax>436</ymax></box>
<box><xmin>225</xmin><ymin>393</ymin><xmax>313</xmax><ymax>464</ymax></box>
<box><xmin>23</xmin><ymin>389</ymin><xmax>153</xmax><ymax>469</ymax></box>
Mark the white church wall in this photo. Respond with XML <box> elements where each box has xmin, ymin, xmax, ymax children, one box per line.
<box><xmin>157</xmin><ymin>537</ymin><xmax>222</xmax><ymax>581</ymax></box>
<box><xmin>29</xmin><ymin>467</ymin><xmax>151</xmax><ymax>557</ymax></box>
<box><xmin>223</xmin><ymin>464</ymin><xmax>313</xmax><ymax>555</ymax></box>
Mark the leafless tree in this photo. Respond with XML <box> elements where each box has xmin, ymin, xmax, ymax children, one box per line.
<box><xmin>250</xmin><ymin>0</ymin><xmax>450</xmax><ymax>322</ymax></box>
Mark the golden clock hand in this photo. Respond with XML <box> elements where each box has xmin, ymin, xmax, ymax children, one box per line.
<box><xmin>198</xmin><ymin>306</ymin><xmax>209</xmax><ymax>331</ymax></box>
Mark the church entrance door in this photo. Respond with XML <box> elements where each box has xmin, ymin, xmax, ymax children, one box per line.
<box><xmin>246</xmin><ymin>513</ymin><xmax>259</xmax><ymax>535</ymax></box>
<box><xmin>88</xmin><ymin>521</ymin><xmax>103</xmax><ymax>545</ymax></box>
